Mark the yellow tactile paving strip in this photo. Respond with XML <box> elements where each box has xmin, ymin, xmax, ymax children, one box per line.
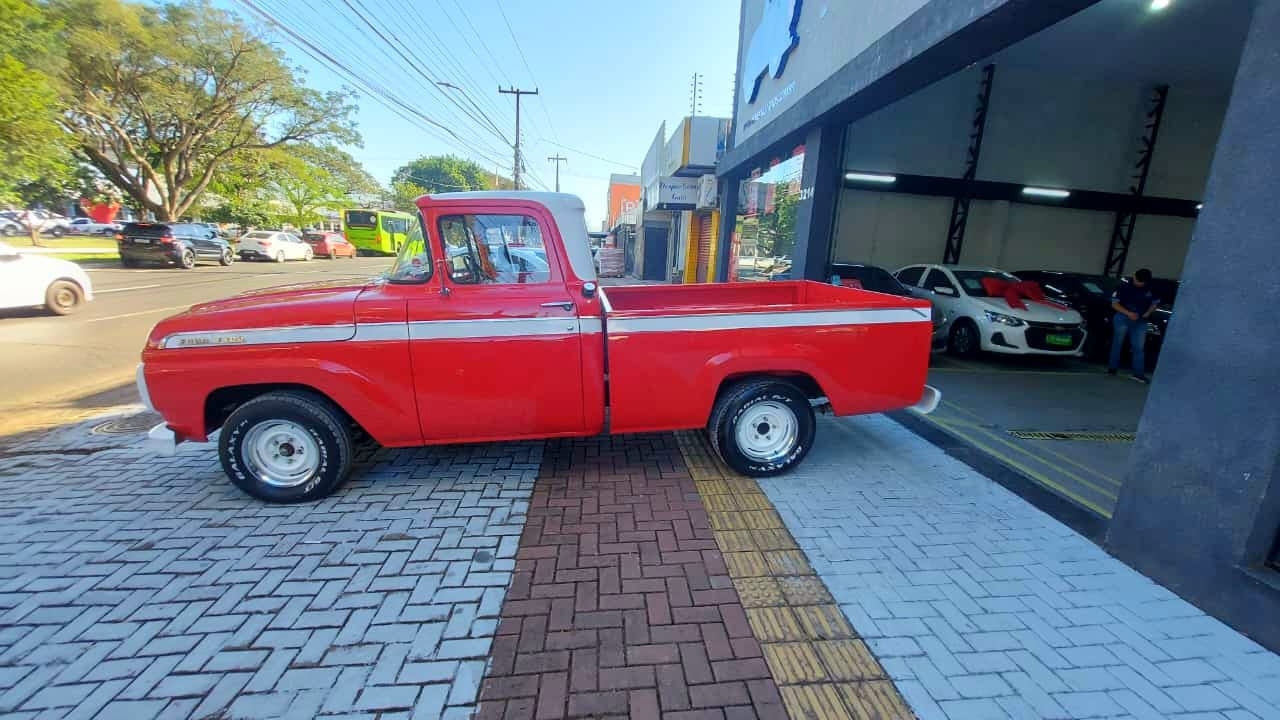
<box><xmin>677</xmin><ymin>432</ymin><xmax>916</xmax><ymax>720</ymax></box>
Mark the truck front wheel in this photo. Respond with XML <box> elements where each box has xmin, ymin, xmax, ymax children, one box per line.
<box><xmin>218</xmin><ymin>391</ymin><xmax>354</xmax><ymax>503</ymax></box>
<box><xmin>708</xmin><ymin>379</ymin><xmax>815</xmax><ymax>477</ymax></box>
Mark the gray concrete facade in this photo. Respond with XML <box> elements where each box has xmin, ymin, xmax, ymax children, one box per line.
<box><xmin>1106</xmin><ymin>0</ymin><xmax>1280</xmax><ymax>653</ymax></box>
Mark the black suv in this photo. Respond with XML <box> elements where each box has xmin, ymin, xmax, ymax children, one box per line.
<box><xmin>117</xmin><ymin>222</ymin><xmax>235</xmax><ymax>269</ymax></box>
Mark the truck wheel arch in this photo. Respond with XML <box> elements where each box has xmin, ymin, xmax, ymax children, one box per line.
<box><xmin>205</xmin><ymin>383</ymin><xmax>366</xmax><ymax>440</ymax></box>
<box><xmin>712</xmin><ymin>371</ymin><xmax>826</xmax><ymax>417</ymax></box>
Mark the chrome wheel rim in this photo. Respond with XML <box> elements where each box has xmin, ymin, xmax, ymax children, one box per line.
<box><xmin>735</xmin><ymin>401</ymin><xmax>798</xmax><ymax>463</ymax></box>
<box><xmin>242</xmin><ymin>420</ymin><xmax>320</xmax><ymax>488</ymax></box>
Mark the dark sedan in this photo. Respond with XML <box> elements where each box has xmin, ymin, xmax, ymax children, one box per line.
<box><xmin>1015</xmin><ymin>269</ymin><xmax>1172</xmax><ymax>369</ymax></box>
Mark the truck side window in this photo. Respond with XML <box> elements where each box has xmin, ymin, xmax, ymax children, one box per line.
<box><xmin>385</xmin><ymin>213</ymin><xmax>433</xmax><ymax>284</ymax></box>
<box><xmin>438</xmin><ymin>214</ymin><xmax>552</xmax><ymax>285</ymax></box>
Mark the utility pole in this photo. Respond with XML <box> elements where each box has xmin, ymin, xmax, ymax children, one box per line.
<box><xmin>690</xmin><ymin>73</ymin><xmax>703</xmax><ymax>116</ymax></box>
<box><xmin>499</xmin><ymin>86</ymin><xmax>538</xmax><ymax>189</ymax></box>
<box><xmin>547</xmin><ymin>155</ymin><xmax>567</xmax><ymax>192</ymax></box>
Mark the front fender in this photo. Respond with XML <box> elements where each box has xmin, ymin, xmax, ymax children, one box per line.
<box><xmin>144</xmin><ymin>340</ymin><xmax>419</xmax><ymax>446</ymax></box>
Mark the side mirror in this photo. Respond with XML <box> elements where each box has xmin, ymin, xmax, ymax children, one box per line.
<box><xmin>582</xmin><ymin>282</ymin><xmax>597</xmax><ymax>299</ymax></box>
<box><xmin>933</xmin><ymin>286</ymin><xmax>957</xmax><ymax>297</ymax></box>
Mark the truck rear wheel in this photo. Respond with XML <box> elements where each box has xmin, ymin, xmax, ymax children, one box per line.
<box><xmin>218</xmin><ymin>391</ymin><xmax>354</xmax><ymax>503</ymax></box>
<box><xmin>708</xmin><ymin>379</ymin><xmax>815</xmax><ymax>477</ymax></box>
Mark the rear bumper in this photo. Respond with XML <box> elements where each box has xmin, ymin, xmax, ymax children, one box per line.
<box><xmin>120</xmin><ymin>245</ymin><xmax>181</xmax><ymax>263</ymax></box>
<box><xmin>909</xmin><ymin>385</ymin><xmax>941</xmax><ymax>414</ymax></box>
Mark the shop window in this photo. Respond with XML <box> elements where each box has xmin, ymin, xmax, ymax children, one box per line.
<box><xmin>730</xmin><ymin>147</ymin><xmax>805</xmax><ymax>281</ymax></box>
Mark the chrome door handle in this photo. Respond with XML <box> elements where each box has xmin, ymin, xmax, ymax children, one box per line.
<box><xmin>540</xmin><ymin>301</ymin><xmax>575</xmax><ymax>311</ymax></box>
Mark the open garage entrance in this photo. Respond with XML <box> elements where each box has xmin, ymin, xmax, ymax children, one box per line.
<box><xmin>827</xmin><ymin>0</ymin><xmax>1253</xmax><ymax>521</ymax></box>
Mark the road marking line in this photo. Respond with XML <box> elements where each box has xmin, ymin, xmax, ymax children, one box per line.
<box><xmin>940</xmin><ymin>400</ymin><xmax>1123</xmax><ymax>487</ymax></box>
<box><xmin>94</xmin><ymin>283</ymin><xmax>167</xmax><ymax>294</ymax></box>
<box><xmin>935</xmin><ymin>416</ymin><xmax>1121</xmax><ymax>492</ymax></box>
<box><xmin>924</xmin><ymin>417</ymin><xmax>1115</xmax><ymax>517</ymax></box>
<box><xmin>85</xmin><ymin>304</ymin><xmax>193</xmax><ymax>323</ymax></box>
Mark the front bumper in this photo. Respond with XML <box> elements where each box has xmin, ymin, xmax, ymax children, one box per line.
<box><xmin>982</xmin><ymin>321</ymin><xmax>1086</xmax><ymax>356</ymax></box>
<box><xmin>138</xmin><ymin>363</ymin><xmax>180</xmax><ymax>455</ymax></box>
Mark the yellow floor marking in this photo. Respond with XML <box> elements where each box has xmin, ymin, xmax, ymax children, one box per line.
<box><xmin>676</xmin><ymin>431</ymin><xmax>918</xmax><ymax>719</ymax></box>
<box><xmin>745</xmin><ymin>607</ymin><xmax>806</xmax><ymax>643</ymax></box>
<box><xmin>932</xmin><ymin>416</ymin><xmax>1120</xmax><ymax>500</ymax></box>
<box><xmin>781</xmin><ymin>684</ymin><xmax>853</xmax><ymax>720</ymax></box>
<box><xmin>925</xmin><ymin>418</ymin><xmax>1114</xmax><ymax>518</ymax></box>
<box><xmin>764</xmin><ymin>642</ymin><xmax>830</xmax><ymax>684</ymax></box>
<box><xmin>839</xmin><ymin>681</ymin><xmax>916</xmax><ymax>719</ymax></box>
<box><xmin>815</xmin><ymin>639</ymin><xmax>886</xmax><ymax>682</ymax></box>
<box><xmin>939</xmin><ymin>401</ymin><xmax>1124</xmax><ymax>487</ymax></box>
<box><xmin>723</xmin><ymin>551</ymin><xmax>770</xmax><ymax>578</ymax></box>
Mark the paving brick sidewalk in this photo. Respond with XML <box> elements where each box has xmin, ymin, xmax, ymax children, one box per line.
<box><xmin>762</xmin><ymin>415</ymin><xmax>1280</xmax><ymax>720</ymax></box>
<box><xmin>0</xmin><ymin>419</ymin><xmax>537</xmax><ymax>719</ymax></box>
<box><xmin>475</xmin><ymin>434</ymin><xmax>787</xmax><ymax>720</ymax></box>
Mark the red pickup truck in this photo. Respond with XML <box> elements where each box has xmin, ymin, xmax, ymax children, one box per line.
<box><xmin>138</xmin><ymin>192</ymin><xmax>938</xmax><ymax>503</ymax></box>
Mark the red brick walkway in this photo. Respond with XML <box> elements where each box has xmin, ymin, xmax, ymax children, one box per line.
<box><xmin>476</xmin><ymin>435</ymin><xmax>787</xmax><ymax>720</ymax></box>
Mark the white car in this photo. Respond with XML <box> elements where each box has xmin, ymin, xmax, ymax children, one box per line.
<box><xmin>68</xmin><ymin>217</ymin><xmax>122</xmax><ymax>235</ymax></box>
<box><xmin>237</xmin><ymin>231</ymin><xmax>313</xmax><ymax>262</ymax></box>
<box><xmin>0</xmin><ymin>242</ymin><xmax>93</xmax><ymax>315</ymax></box>
<box><xmin>894</xmin><ymin>264</ymin><xmax>1087</xmax><ymax>357</ymax></box>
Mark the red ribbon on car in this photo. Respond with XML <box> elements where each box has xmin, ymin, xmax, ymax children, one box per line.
<box><xmin>980</xmin><ymin>278</ymin><xmax>1071</xmax><ymax>311</ymax></box>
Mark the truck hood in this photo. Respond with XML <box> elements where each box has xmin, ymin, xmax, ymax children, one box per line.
<box><xmin>147</xmin><ymin>278</ymin><xmax>376</xmax><ymax>347</ymax></box>
<box><xmin>973</xmin><ymin>296</ymin><xmax>1082</xmax><ymax>324</ymax></box>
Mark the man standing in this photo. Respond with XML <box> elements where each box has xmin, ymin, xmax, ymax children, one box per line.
<box><xmin>1107</xmin><ymin>268</ymin><xmax>1160</xmax><ymax>383</ymax></box>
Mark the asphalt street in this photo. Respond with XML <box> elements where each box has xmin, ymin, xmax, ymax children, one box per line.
<box><xmin>0</xmin><ymin>255</ymin><xmax>392</xmax><ymax>437</ymax></box>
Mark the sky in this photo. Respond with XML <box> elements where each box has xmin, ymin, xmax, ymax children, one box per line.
<box><xmin>224</xmin><ymin>0</ymin><xmax>743</xmax><ymax>229</ymax></box>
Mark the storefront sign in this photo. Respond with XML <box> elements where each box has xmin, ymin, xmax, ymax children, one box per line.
<box><xmin>734</xmin><ymin>0</ymin><xmax>931</xmax><ymax>145</ymax></box>
<box><xmin>657</xmin><ymin>177</ymin><xmax>701</xmax><ymax>208</ymax></box>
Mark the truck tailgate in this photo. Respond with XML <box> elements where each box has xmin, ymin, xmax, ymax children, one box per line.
<box><xmin>601</xmin><ymin>281</ymin><xmax>933</xmax><ymax>434</ymax></box>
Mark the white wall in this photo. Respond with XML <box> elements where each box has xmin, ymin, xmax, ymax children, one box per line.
<box><xmin>834</xmin><ymin>62</ymin><xmax>1226</xmax><ymax>277</ymax></box>
<box><xmin>1126</xmin><ymin>215</ymin><xmax>1196</xmax><ymax>278</ymax></box>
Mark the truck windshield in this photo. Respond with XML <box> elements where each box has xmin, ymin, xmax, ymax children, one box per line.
<box><xmin>385</xmin><ymin>215</ymin><xmax>432</xmax><ymax>284</ymax></box>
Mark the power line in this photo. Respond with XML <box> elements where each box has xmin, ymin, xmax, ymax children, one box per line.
<box><xmin>372</xmin><ymin>0</ymin><xmax>516</xmax><ymax>132</ymax></box>
<box><xmin>236</xmin><ymin>0</ymin><xmax>510</xmax><ymax>172</ymax></box>
<box><xmin>493</xmin><ymin>0</ymin><xmax>560</xmax><ymax>144</ymax></box>
<box><xmin>538</xmin><ymin>140</ymin><xmax>637</xmax><ymax>171</ymax></box>
<box><xmin>336</xmin><ymin>0</ymin><xmax>511</xmax><ymax>150</ymax></box>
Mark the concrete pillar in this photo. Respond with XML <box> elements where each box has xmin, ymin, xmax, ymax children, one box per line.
<box><xmin>790</xmin><ymin>124</ymin><xmax>846</xmax><ymax>281</ymax></box>
<box><xmin>1106</xmin><ymin>0</ymin><xmax>1280</xmax><ymax>652</ymax></box>
<box><xmin>715</xmin><ymin>171</ymin><xmax>741</xmax><ymax>282</ymax></box>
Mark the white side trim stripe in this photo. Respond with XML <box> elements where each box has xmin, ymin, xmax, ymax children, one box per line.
<box><xmin>159</xmin><ymin>307</ymin><xmax>925</xmax><ymax>348</ymax></box>
<box><xmin>161</xmin><ymin>324</ymin><xmax>355</xmax><ymax>348</ymax></box>
<box><xmin>606</xmin><ymin>307</ymin><xmax>929</xmax><ymax>334</ymax></box>
<box><xmin>408</xmin><ymin>317</ymin><xmax>580</xmax><ymax>340</ymax></box>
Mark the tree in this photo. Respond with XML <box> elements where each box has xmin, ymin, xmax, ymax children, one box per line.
<box><xmin>0</xmin><ymin>0</ymin><xmax>74</xmax><ymax>203</ymax></box>
<box><xmin>389</xmin><ymin>155</ymin><xmax>510</xmax><ymax>209</ymax></box>
<box><xmin>51</xmin><ymin>0</ymin><xmax>359</xmax><ymax>220</ymax></box>
<box><xmin>268</xmin><ymin>144</ymin><xmax>380</xmax><ymax>228</ymax></box>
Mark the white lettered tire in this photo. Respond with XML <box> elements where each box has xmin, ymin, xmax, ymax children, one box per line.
<box><xmin>708</xmin><ymin>378</ymin><xmax>815</xmax><ymax>477</ymax></box>
<box><xmin>219</xmin><ymin>391</ymin><xmax>354</xmax><ymax>503</ymax></box>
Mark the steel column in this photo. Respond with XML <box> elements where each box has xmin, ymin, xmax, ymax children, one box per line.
<box><xmin>1104</xmin><ymin>85</ymin><xmax>1169</xmax><ymax>277</ymax></box>
<box><xmin>943</xmin><ymin>64</ymin><xmax>995</xmax><ymax>265</ymax></box>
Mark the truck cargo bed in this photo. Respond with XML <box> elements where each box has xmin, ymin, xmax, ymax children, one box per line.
<box><xmin>599</xmin><ymin>281</ymin><xmax>934</xmax><ymax>434</ymax></box>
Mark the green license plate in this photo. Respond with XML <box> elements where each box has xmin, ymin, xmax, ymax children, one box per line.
<box><xmin>1046</xmin><ymin>333</ymin><xmax>1073</xmax><ymax>347</ymax></box>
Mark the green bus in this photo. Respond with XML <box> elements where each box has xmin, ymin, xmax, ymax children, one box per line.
<box><xmin>341</xmin><ymin>209</ymin><xmax>415</xmax><ymax>256</ymax></box>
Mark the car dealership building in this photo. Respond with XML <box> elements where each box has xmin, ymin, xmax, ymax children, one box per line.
<box><xmin>715</xmin><ymin>0</ymin><xmax>1280</xmax><ymax>650</ymax></box>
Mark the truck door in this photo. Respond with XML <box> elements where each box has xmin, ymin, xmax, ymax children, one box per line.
<box><xmin>410</xmin><ymin>207</ymin><xmax>586</xmax><ymax>442</ymax></box>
